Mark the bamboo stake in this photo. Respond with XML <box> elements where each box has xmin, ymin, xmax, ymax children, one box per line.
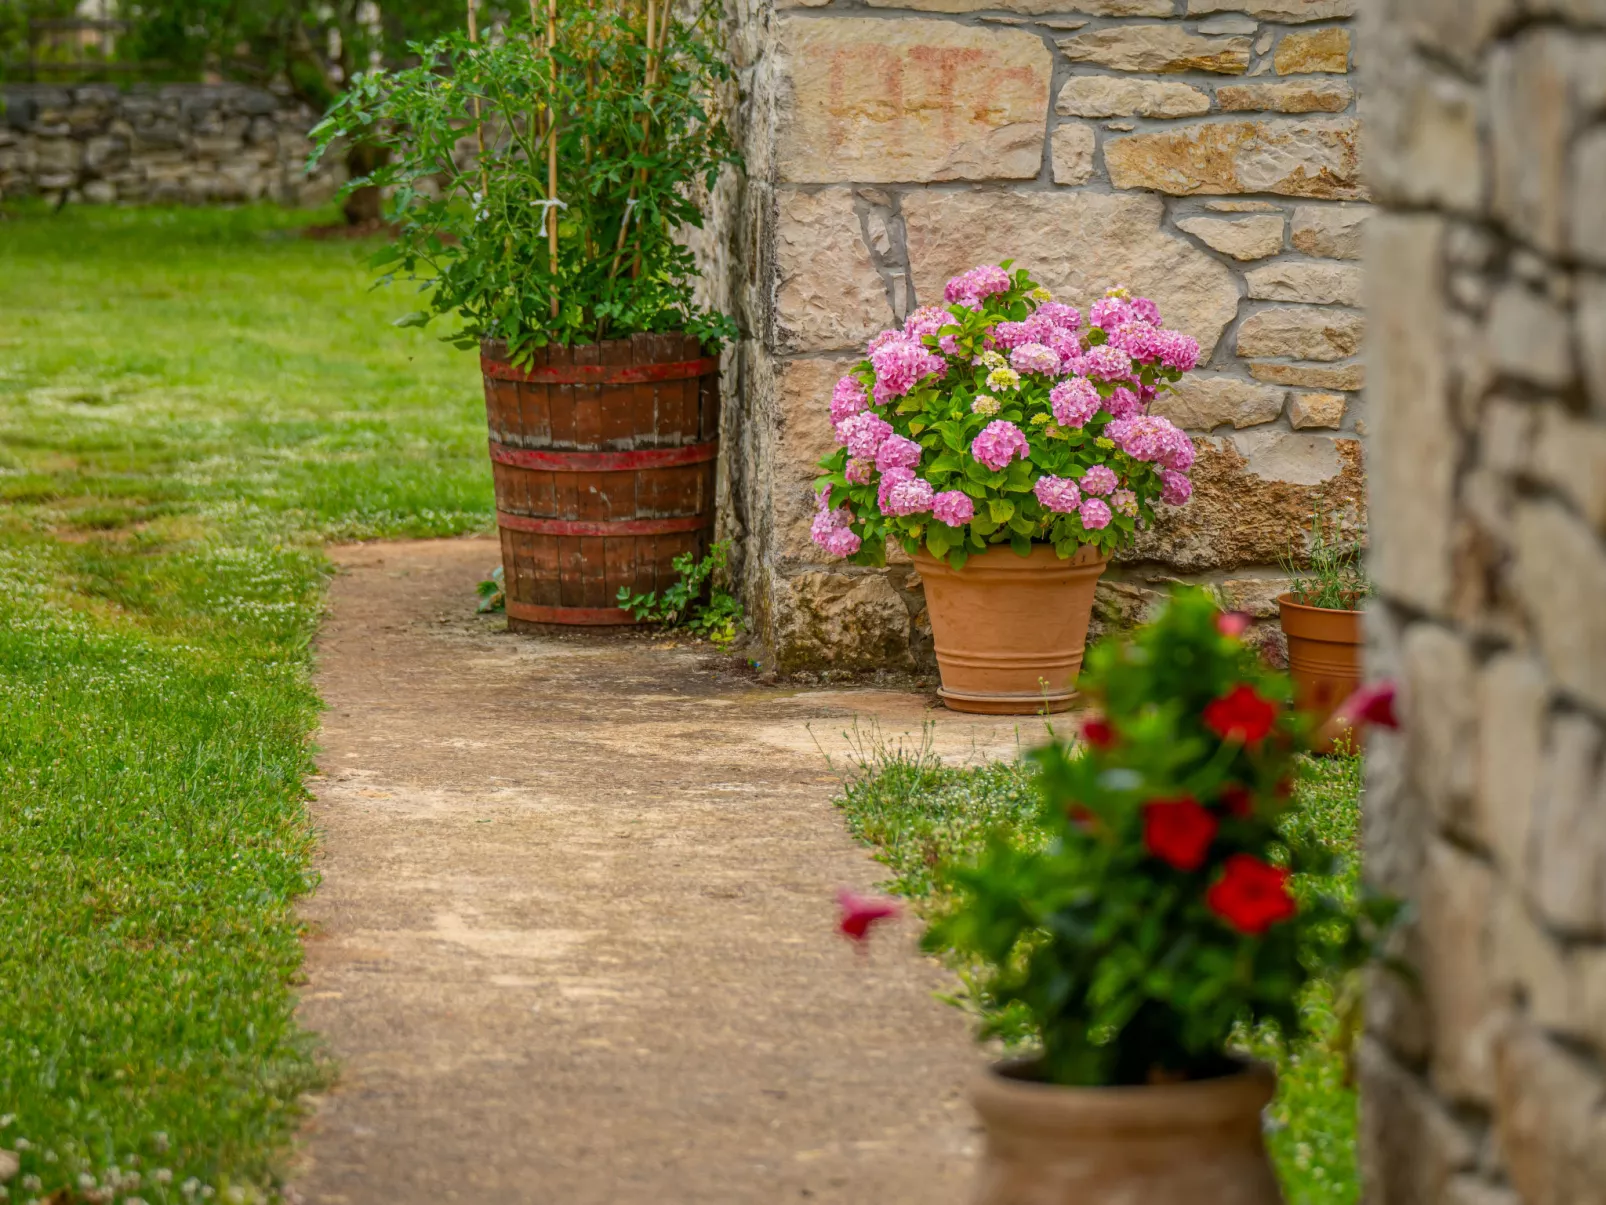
<box><xmin>607</xmin><ymin>0</ymin><xmax>656</xmax><ymax>281</ymax></box>
<box><xmin>466</xmin><ymin>0</ymin><xmax>488</xmax><ymax>203</ymax></box>
<box><xmin>547</xmin><ymin>0</ymin><xmax>559</xmax><ymax>318</ymax></box>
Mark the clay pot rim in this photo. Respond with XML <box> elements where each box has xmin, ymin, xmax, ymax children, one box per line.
<box><xmin>912</xmin><ymin>543</ymin><xmax>1111</xmax><ymax>572</ymax></box>
<box><xmin>971</xmin><ymin>1058</ymin><xmax>1276</xmax><ymax>1131</ymax></box>
<box><xmin>1275</xmin><ymin>591</ymin><xmax>1367</xmax><ymax>618</ymax></box>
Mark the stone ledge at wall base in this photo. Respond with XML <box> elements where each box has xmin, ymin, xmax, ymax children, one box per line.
<box><xmin>0</xmin><ymin>83</ymin><xmax>342</xmax><ymax>206</ymax></box>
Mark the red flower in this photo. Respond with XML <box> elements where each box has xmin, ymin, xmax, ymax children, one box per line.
<box><xmin>1142</xmin><ymin>797</ymin><xmax>1219</xmax><ymax>871</ymax></box>
<box><xmin>1068</xmin><ymin>803</ymin><xmax>1097</xmax><ymax>830</ymax></box>
<box><xmin>1336</xmin><ymin>680</ymin><xmax>1400</xmax><ymax>730</ymax></box>
<box><xmin>1216</xmin><ymin>610</ymin><xmax>1253</xmax><ymax>638</ymax></box>
<box><xmin>1082</xmin><ymin>716</ymin><xmax>1117</xmax><ymax>750</ymax></box>
<box><xmin>1217</xmin><ymin>783</ymin><xmax>1255</xmax><ymax>818</ymax></box>
<box><xmin>1206</xmin><ymin>855</ymin><xmax>1298</xmax><ymax>935</ymax></box>
<box><xmin>836</xmin><ymin>888</ymin><xmax>899</xmax><ymax>943</ymax></box>
<box><xmin>1202</xmin><ymin>684</ymin><xmax>1278</xmax><ymax>745</ymax></box>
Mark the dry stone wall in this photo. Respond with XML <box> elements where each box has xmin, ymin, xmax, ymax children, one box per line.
<box><xmin>1360</xmin><ymin>2</ymin><xmax>1606</xmax><ymax>1203</ymax></box>
<box><xmin>718</xmin><ymin>0</ymin><xmax>1369</xmax><ymax>674</ymax></box>
<box><xmin>0</xmin><ymin>84</ymin><xmax>341</xmax><ymax>206</ymax></box>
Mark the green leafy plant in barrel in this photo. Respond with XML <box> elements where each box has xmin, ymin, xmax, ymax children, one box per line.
<box><xmin>310</xmin><ymin>0</ymin><xmax>739</xmax><ymax>358</ymax></box>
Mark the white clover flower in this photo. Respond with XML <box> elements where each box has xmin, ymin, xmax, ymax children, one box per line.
<box><xmin>155</xmin><ymin>1170</ymin><xmax>174</xmax><ymax>1186</ymax></box>
<box><xmin>152</xmin><ymin>1134</ymin><xmax>169</xmax><ymax>1155</ymax></box>
<box><xmin>181</xmin><ymin>1178</ymin><xmax>200</xmax><ymax>1198</ymax></box>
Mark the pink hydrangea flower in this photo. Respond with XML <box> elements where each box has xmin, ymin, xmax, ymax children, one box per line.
<box><xmin>1033</xmin><ymin>475</ymin><xmax>1082</xmax><ymax>514</ymax></box>
<box><xmin>992</xmin><ymin>314</ymin><xmax>1056</xmax><ymax>349</ymax></box>
<box><xmin>1106</xmin><ymin>386</ymin><xmax>1142</xmax><ymax>420</ymax></box>
<box><xmin>885</xmin><ymin>475</ymin><xmax>935</xmax><ymax>516</ymax></box>
<box><xmin>867</xmin><ymin>329</ymin><xmax>905</xmax><ymax>356</ymax></box>
<box><xmin>1046</xmin><ymin>327</ymin><xmax>1083</xmax><ymax>372</ymax></box>
<box><xmin>1129</xmin><ymin>296</ymin><xmax>1162</xmax><ymax>326</ymax></box>
<box><xmin>1079</xmin><ymin>497</ymin><xmax>1112</xmax><ymax>530</ymax></box>
<box><xmin>875</xmin><ymin>434</ymin><xmax>922</xmax><ymax>473</ymax></box>
<box><xmin>871</xmin><ymin>337</ymin><xmax>944</xmax><ymax>397</ymax></box>
<box><xmin>1049</xmin><ymin>377</ymin><xmax>1101</xmax><ymax>428</ymax></box>
<box><xmin>1080</xmin><ymin>464</ymin><xmax>1118</xmax><ymax>496</ymax></box>
<box><xmin>904</xmin><ymin>305</ymin><xmax>954</xmax><ymax>342</ymax></box>
<box><xmin>1089</xmin><ymin>295</ymin><xmax>1132</xmax><ymax>331</ymax></box>
<box><xmin>944</xmin><ymin>265</ymin><xmax>1011</xmax><ymax>308</ymax></box>
<box><xmin>1162</xmin><ymin>430</ymin><xmax>1196</xmax><ymax>472</ymax></box>
<box><xmin>1161</xmin><ymin>469</ymin><xmax>1193</xmax><ymax>507</ymax></box>
<box><xmin>938</xmin><ymin>334</ymin><xmax>959</xmax><ymax>355</ymax></box>
<box><xmin>845</xmin><ymin>457</ymin><xmax>874</xmax><ymax>484</ymax></box>
<box><xmin>1154</xmin><ymin>329</ymin><xmax>1202</xmax><ymax>371</ymax></box>
<box><xmin>877</xmin><ymin>465</ymin><xmax>915</xmax><ymax>511</ymax></box>
<box><xmin>1111</xmin><ymin>488</ymin><xmax>1138</xmax><ymax>518</ymax></box>
<box><xmin>1083</xmin><ymin>343</ymin><xmax>1134</xmax><ymax>383</ymax></box>
<box><xmin>1010</xmin><ymin>342</ymin><xmax>1062</xmax><ymax>377</ymax></box>
<box><xmin>1111</xmin><ymin>320</ymin><xmax>1162</xmax><ymax>362</ymax></box>
<box><xmin>1106</xmin><ymin>414</ymin><xmax>1184</xmax><ymax>464</ymax></box>
<box><xmin>1036</xmin><ymin>301</ymin><xmax>1082</xmax><ymax>330</ymax></box>
<box><xmin>932</xmin><ymin>489</ymin><xmax>975</xmax><ymax>527</ymax></box>
<box><xmin>839</xmin><ymin>410</ymin><xmax>893</xmax><ymax>459</ymax></box>
<box><xmin>830</xmin><ymin>375</ymin><xmax>869</xmax><ymax>424</ymax></box>
<box><xmin>811</xmin><ymin>492</ymin><xmax>862</xmax><ymax>557</ymax></box>
<box><xmin>971</xmin><ymin>420</ymin><xmax>1031</xmax><ymax>471</ymax></box>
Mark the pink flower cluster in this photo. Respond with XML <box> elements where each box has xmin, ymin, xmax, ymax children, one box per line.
<box><xmin>972</xmin><ymin>420</ymin><xmax>1031</xmax><ymax>471</ymax></box>
<box><xmin>1083</xmin><ymin>343</ymin><xmax>1134</xmax><ymax>383</ymax></box>
<box><xmin>904</xmin><ymin>304</ymin><xmax>953</xmax><ymax>342</ymax></box>
<box><xmin>1105</xmin><ymin>413</ymin><xmax>1197</xmax><ymax>506</ymax></box>
<box><xmin>877</xmin><ymin>467</ymin><xmax>934</xmax><ymax>516</ymax></box>
<box><xmin>870</xmin><ymin>337</ymin><xmax>945</xmax><ymax>399</ymax></box>
<box><xmin>831</xmin><ymin>375</ymin><xmax>868</xmax><ymax>424</ymax></box>
<box><xmin>1010</xmin><ymin>342</ymin><xmax>1062</xmax><ymax>377</ymax></box>
<box><xmin>875</xmin><ymin>434</ymin><xmax>922</xmax><ymax>473</ymax></box>
<box><xmin>1034</xmin><ymin>475</ymin><xmax>1081</xmax><ymax>514</ymax></box>
<box><xmin>944</xmin><ymin>265</ymin><xmax>1011</xmax><ymax>309</ymax></box>
<box><xmin>1050</xmin><ymin>377</ymin><xmax>1102</xmax><ymax>428</ymax></box>
<box><xmin>1080</xmin><ymin>464</ymin><xmax>1118</xmax><ymax>496</ymax></box>
<box><xmin>1079</xmin><ymin>498</ymin><xmax>1112</xmax><ymax>530</ymax></box>
<box><xmin>838</xmin><ymin>410</ymin><xmax>892</xmax><ymax>459</ymax></box>
<box><xmin>932</xmin><ymin>489</ymin><xmax>975</xmax><ymax>527</ymax></box>
<box><xmin>811</xmin><ymin>492</ymin><xmax>862</xmax><ymax>557</ymax></box>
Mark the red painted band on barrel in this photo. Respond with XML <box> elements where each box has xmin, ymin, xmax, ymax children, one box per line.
<box><xmin>480</xmin><ymin>355</ymin><xmax>719</xmax><ymax>385</ymax></box>
<box><xmin>488</xmin><ymin>440</ymin><xmax>719</xmax><ymax>472</ymax></box>
<box><xmin>495</xmin><ymin>511</ymin><xmax>711</xmax><ymax>537</ymax></box>
<box><xmin>506</xmin><ymin>600</ymin><xmax>638</xmax><ymax>626</ymax></box>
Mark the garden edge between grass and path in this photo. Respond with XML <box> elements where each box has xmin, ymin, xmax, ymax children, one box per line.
<box><xmin>826</xmin><ymin>723</ymin><xmax>1365</xmax><ymax>1205</ymax></box>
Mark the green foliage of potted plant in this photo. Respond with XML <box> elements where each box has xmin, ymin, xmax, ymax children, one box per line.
<box><xmin>1277</xmin><ymin>509</ymin><xmax>1372</xmax><ymax>750</ymax></box>
<box><xmin>927</xmin><ymin>590</ymin><xmax>1394</xmax><ymax>1204</ymax></box>
<box><xmin>312</xmin><ymin>1</ymin><xmax>740</xmax><ymax>624</ymax></box>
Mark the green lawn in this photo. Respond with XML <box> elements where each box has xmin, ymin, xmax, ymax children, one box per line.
<box><xmin>0</xmin><ymin>203</ymin><xmax>490</xmax><ymax>1201</ymax></box>
<box><xmin>832</xmin><ymin>731</ymin><xmax>1363</xmax><ymax>1205</ymax></box>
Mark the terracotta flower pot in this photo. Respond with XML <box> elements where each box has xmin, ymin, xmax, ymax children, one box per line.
<box><xmin>969</xmin><ymin>1061</ymin><xmax>1283</xmax><ymax>1205</ymax></box>
<box><xmin>913</xmin><ymin>543</ymin><xmax>1109</xmax><ymax>715</ymax></box>
<box><xmin>1276</xmin><ymin>593</ymin><xmax>1363</xmax><ymax>753</ymax></box>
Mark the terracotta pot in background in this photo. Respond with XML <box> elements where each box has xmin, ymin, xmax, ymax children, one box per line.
<box><xmin>913</xmin><ymin>544</ymin><xmax>1109</xmax><ymax>715</ymax></box>
<box><xmin>1277</xmin><ymin>593</ymin><xmax>1363</xmax><ymax>753</ymax></box>
<box><xmin>970</xmin><ymin>1061</ymin><xmax>1283</xmax><ymax>1205</ymax></box>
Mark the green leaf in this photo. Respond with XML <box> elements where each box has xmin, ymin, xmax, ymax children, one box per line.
<box><xmin>988</xmin><ymin>498</ymin><xmax>1015</xmax><ymax>523</ymax></box>
<box><xmin>392</xmin><ymin>311</ymin><xmax>432</xmax><ymax>328</ymax></box>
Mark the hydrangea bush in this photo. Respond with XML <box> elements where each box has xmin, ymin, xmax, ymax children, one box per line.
<box><xmin>812</xmin><ymin>263</ymin><xmax>1202</xmax><ymax>567</ymax></box>
<box><xmin>927</xmin><ymin>591</ymin><xmax>1397</xmax><ymax>1086</ymax></box>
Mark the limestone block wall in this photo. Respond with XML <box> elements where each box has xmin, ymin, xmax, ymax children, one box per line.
<box><xmin>720</xmin><ymin>0</ymin><xmax>1370</xmax><ymax>674</ymax></box>
<box><xmin>1360</xmin><ymin>2</ymin><xmax>1606</xmax><ymax>1203</ymax></box>
<box><xmin>0</xmin><ymin>84</ymin><xmax>341</xmax><ymax>206</ymax></box>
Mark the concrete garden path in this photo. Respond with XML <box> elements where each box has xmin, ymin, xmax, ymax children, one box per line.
<box><xmin>292</xmin><ymin>537</ymin><xmax>1053</xmax><ymax>1205</ymax></box>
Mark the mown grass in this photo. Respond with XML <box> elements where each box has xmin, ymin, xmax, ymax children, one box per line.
<box><xmin>832</xmin><ymin>730</ymin><xmax>1364</xmax><ymax>1205</ymax></box>
<box><xmin>0</xmin><ymin>202</ymin><xmax>489</xmax><ymax>1202</ymax></box>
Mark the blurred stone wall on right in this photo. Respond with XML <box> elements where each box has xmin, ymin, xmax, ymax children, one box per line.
<box><xmin>1359</xmin><ymin>2</ymin><xmax>1606</xmax><ymax>1203</ymax></box>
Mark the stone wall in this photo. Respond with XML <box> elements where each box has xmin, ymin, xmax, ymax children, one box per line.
<box><xmin>718</xmin><ymin>0</ymin><xmax>1369</xmax><ymax>674</ymax></box>
<box><xmin>1359</xmin><ymin>2</ymin><xmax>1606</xmax><ymax>1203</ymax></box>
<box><xmin>0</xmin><ymin>84</ymin><xmax>341</xmax><ymax>206</ymax></box>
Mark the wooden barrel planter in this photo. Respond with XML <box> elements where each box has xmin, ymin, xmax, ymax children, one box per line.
<box><xmin>480</xmin><ymin>334</ymin><xmax>719</xmax><ymax>628</ymax></box>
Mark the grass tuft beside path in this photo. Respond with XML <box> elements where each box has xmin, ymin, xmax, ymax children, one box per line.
<box><xmin>832</xmin><ymin>730</ymin><xmax>1364</xmax><ymax>1205</ymax></box>
<box><xmin>0</xmin><ymin>203</ymin><xmax>489</xmax><ymax>1200</ymax></box>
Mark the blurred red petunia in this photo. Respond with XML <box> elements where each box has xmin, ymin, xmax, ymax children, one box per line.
<box><xmin>1216</xmin><ymin>611</ymin><xmax>1253</xmax><ymax>638</ymax></box>
<box><xmin>1206</xmin><ymin>855</ymin><xmax>1298</xmax><ymax>935</ymax></box>
<box><xmin>1217</xmin><ymin>783</ymin><xmax>1255</xmax><ymax>818</ymax></box>
<box><xmin>1142</xmin><ymin>797</ymin><xmax>1219</xmax><ymax>871</ymax></box>
<box><xmin>1202</xmin><ymin>684</ymin><xmax>1278</xmax><ymax>745</ymax></box>
<box><xmin>1082</xmin><ymin>716</ymin><xmax>1117</xmax><ymax>750</ymax></box>
<box><xmin>1336</xmin><ymin>680</ymin><xmax>1400</xmax><ymax>730</ymax></box>
<box><xmin>1068</xmin><ymin>803</ymin><xmax>1097</xmax><ymax>830</ymax></box>
<box><xmin>836</xmin><ymin>887</ymin><xmax>899</xmax><ymax>943</ymax></box>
